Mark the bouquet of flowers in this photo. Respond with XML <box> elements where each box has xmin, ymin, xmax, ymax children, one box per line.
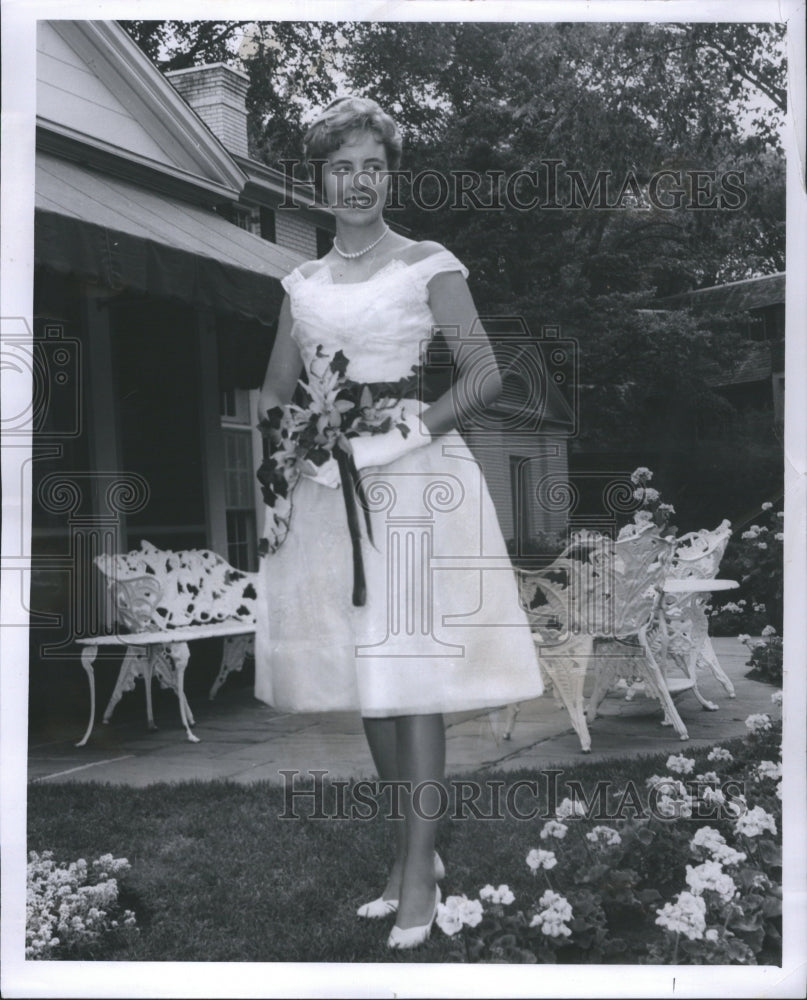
<box><xmin>256</xmin><ymin>346</ymin><xmax>422</xmax><ymax>604</ymax></box>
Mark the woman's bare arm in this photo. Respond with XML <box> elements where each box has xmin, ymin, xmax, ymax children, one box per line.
<box><xmin>419</xmin><ymin>270</ymin><xmax>503</xmax><ymax>437</ymax></box>
<box><xmin>258</xmin><ymin>295</ymin><xmax>304</xmax><ymax>416</ymax></box>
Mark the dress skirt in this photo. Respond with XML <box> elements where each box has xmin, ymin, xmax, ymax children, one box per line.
<box><xmin>254</xmin><ymin>420</ymin><xmax>544</xmax><ymax>717</ymax></box>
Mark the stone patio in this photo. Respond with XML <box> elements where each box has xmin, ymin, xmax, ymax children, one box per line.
<box><xmin>27</xmin><ymin>638</ymin><xmax>778</xmax><ymax>786</ymax></box>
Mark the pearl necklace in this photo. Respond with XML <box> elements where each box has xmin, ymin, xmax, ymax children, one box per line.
<box><xmin>333</xmin><ymin>225</ymin><xmax>390</xmax><ymax>260</ymax></box>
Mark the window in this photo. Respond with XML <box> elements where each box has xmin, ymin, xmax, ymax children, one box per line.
<box><xmin>509</xmin><ymin>455</ymin><xmax>531</xmax><ymax>551</ymax></box>
<box><xmin>221</xmin><ymin>389</ymin><xmax>258</xmax><ymax>570</ymax></box>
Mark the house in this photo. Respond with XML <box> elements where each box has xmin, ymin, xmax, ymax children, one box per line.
<box><xmin>656</xmin><ymin>272</ymin><xmax>785</xmax><ymax>428</ymax></box>
<box><xmin>31</xmin><ymin>20</ymin><xmax>331</xmax><ymax>659</ymax></box>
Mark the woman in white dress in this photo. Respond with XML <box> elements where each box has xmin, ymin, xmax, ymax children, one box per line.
<box><xmin>255</xmin><ymin>97</ymin><xmax>543</xmax><ymax>949</ymax></box>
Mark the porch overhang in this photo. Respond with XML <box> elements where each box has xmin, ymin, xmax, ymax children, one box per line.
<box><xmin>35</xmin><ymin>153</ymin><xmax>305</xmax><ymax>325</ymax></box>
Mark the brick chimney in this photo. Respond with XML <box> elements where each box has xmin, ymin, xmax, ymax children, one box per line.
<box><xmin>166</xmin><ymin>63</ymin><xmax>250</xmax><ymax>158</ymax></box>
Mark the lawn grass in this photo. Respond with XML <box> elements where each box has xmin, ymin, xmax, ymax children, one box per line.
<box><xmin>27</xmin><ymin>732</ymin><xmax>771</xmax><ymax>964</ymax></box>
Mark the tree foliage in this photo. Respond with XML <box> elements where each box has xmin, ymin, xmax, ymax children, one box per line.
<box><xmin>122</xmin><ymin>19</ymin><xmax>786</xmax><ymax>464</ymax></box>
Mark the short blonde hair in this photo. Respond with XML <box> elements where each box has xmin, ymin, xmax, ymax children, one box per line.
<box><xmin>303</xmin><ymin>96</ymin><xmax>403</xmax><ymax>172</ymax></box>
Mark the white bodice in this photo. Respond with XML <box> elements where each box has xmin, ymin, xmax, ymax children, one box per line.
<box><xmin>280</xmin><ymin>248</ymin><xmax>469</xmax><ymax>383</ymax></box>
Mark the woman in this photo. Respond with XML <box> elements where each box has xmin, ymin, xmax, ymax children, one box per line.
<box><xmin>255</xmin><ymin>96</ymin><xmax>543</xmax><ymax>949</ymax></box>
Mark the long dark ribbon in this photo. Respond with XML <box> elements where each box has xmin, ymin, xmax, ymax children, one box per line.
<box><xmin>335</xmin><ymin>446</ymin><xmax>371</xmax><ymax>607</ymax></box>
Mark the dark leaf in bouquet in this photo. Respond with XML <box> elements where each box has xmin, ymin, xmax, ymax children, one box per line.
<box><xmin>256</xmin><ymin>456</ymin><xmax>278</xmax><ymax>483</ymax></box>
<box><xmin>330</xmin><ymin>349</ymin><xmax>349</xmax><ymax>376</ymax></box>
<box><xmin>315</xmin><ymin>344</ymin><xmax>325</xmax><ymax>358</ymax></box>
<box><xmin>259</xmin><ymin>405</ymin><xmax>285</xmax><ymax>436</ymax></box>
<box><xmin>258</xmin><ymin>537</ymin><xmax>269</xmax><ymax>557</ymax></box>
<box><xmin>378</xmin><ymin>416</ymin><xmax>392</xmax><ymax>434</ymax></box>
<box><xmin>397</xmin><ymin>420</ymin><xmax>411</xmax><ymax>438</ymax></box>
<box><xmin>308</xmin><ymin>446</ymin><xmax>330</xmax><ymax>467</ymax></box>
<box><xmin>273</xmin><ymin>472</ymin><xmax>290</xmax><ymax>499</ymax></box>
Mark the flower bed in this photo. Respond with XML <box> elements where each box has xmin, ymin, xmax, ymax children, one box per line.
<box><xmin>708</xmin><ymin>501</ymin><xmax>783</xmax><ymax>635</ymax></box>
<box><xmin>435</xmin><ymin>710</ymin><xmax>783</xmax><ymax>965</ymax></box>
<box><xmin>26</xmin><ymin>851</ymin><xmax>138</xmax><ymax>959</ymax></box>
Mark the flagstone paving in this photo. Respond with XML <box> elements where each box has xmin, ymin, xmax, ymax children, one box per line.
<box><xmin>28</xmin><ymin>638</ymin><xmax>779</xmax><ymax>786</ymax></box>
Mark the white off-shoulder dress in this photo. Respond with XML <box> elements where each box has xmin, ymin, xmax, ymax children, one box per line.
<box><xmin>254</xmin><ymin>247</ymin><xmax>544</xmax><ymax>717</ymax></box>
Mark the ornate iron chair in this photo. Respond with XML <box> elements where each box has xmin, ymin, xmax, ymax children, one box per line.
<box><xmin>513</xmin><ymin>526</ymin><xmax>693</xmax><ymax>751</ymax></box>
<box><xmin>584</xmin><ymin>528</ymin><xmax>694</xmax><ymax>740</ymax></box>
<box><xmin>655</xmin><ymin>520</ymin><xmax>736</xmax><ymax>707</ymax></box>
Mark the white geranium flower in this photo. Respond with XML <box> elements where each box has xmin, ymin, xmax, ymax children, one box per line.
<box><xmin>735</xmin><ymin>805</ymin><xmax>777</xmax><ymax>838</ymax></box>
<box><xmin>761</xmin><ymin>625</ymin><xmax>777</xmax><ymax>637</ymax></box>
<box><xmin>540</xmin><ymin>820</ymin><xmax>569</xmax><ymax>840</ymax></box>
<box><xmin>655</xmin><ymin>892</ymin><xmax>706</xmax><ymax>940</ymax></box>
<box><xmin>458</xmin><ymin>896</ymin><xmax>484</xmax><ymax>927</ymax></box>
<box><xmin>479</xmin><ymin>883</ymin><xmax>515</xmax><ymax>906</ymax></box>
<box><xmin>586</xmin><ymin>826</ymin><xmax>622</xmax><ymax>846</ymax></box>
<box><xmin>529</xmin><ymin>890</ymin><xmax>573</xmax><ymax>937</ymax></box>
<box><xmin>685</xmin><ymin>861</ymin><xmax>737</xmax><ymax>903</ymax></box>
<box><xmin>435</xmin><ymin>898</ymin><xmax>463</xmax><ymax>936</ymax></box>
<box><xmin>633</xmin><ymin>486</ymin><xmax>660</xmax><ymax>503</ymax></box>
<box><xmin>755</xmin><ymin>760</ymin><xmax>783</xmax><ymax>781</ymax></box>
<box><xmin>666</xmin><ymin>754</ymin><xmax>696</xmax><ymax>775</ymax></box>
<box><xmin>745</xmin><ymin>713</ymin><xmax>772</xmax><ymax>734</ymax></box>
<box><xmin>630</xmin><ymin>466</ymin><xmax>653</xmax><ymax>485</ymax></box>
<box><xmin>707</xmin><ymin>747</ymin><xmax>733</xmax><ymax>763</ymax></box>
<box><xmin>436</xmin><ymin>894</ymin><xmax>483</xmax><ymax>934</ymax></box>
<box><xmin>526</xmin><ymin>848</ymin><xmax>558</xmax><ymax>871</ymax></box>
<box><xmin>555</xmin><ymin>796</ymin><xmax>586</xmax><ymax>820</ymax></box>
<box><xmin>771</xmin><ymin>689</ymin><xmax>783</xmax><ymax>705</ymax></box>
<box><xmin>700</xmin><ymin>786</ymin><xmax>726</xmax><ymax>807</ymax></box>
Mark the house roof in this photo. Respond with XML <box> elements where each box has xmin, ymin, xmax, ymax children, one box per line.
<box><xmin>708</xmin><ymin>342</ymin><xmax>773</xmax><ymax>386</ymax></box>
<box><xmin>37</xmin><ymin>20</ymin><xmax>247</xmax><ymax>203</ymax></box>
<box><xmin>36</xmin><ymin>154</ymin><xmax>304</xmax><ymax>323</ymax></box>
<box><xmin>656</xmin><ymin>273</ymin><xmax>785</xmax><ymax>313</ymax></box>
<box><xmin>490</xmin><ymin>338</ymin><xmax>576</xmax><ymax>431</ymax></box>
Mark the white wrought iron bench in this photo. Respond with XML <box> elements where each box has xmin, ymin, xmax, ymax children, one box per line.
<box><xmin>74</xmin><ymin>541</ymin><xmax>257</xmax><ymax>745</ymax></box>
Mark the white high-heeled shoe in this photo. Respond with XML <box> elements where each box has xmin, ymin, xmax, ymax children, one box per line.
<box><xmin>356</xmin><ymin>852</ymin><xmax>445</xmax><ymax>919</ymax></box>
<box><xmin>387</xmin><ymin>886</ymin><xmax>441</xmax><ymax>950</ymax></box>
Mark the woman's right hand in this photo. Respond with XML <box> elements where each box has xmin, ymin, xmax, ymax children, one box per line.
<box><xmin>300</xmin><ymin>456</ymin><xmax>341</xmax><ymax>488</ymax></box>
